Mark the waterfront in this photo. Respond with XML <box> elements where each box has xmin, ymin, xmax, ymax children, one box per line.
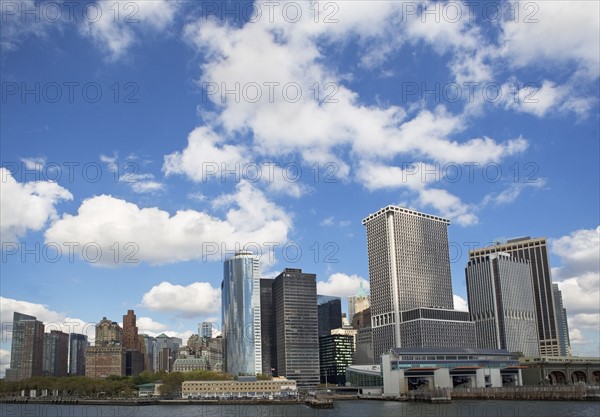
<box><xmin>1</xmin><ymin>400</ymin><xmax>599</xmax><ymax>417</ymax></box>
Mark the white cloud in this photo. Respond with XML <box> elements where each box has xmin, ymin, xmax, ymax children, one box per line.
<box><xmin>0</xmin><ymin>168</ymin><xmax>73</xmax><ymax>242</ymax></box>
<box><xmin>140</xmin><ymin>282</ymin><xmax>221</xmax><ymax>317</ymax></box>
<box><xmin>44</xmin><ymin>181</ymin><xmax>291</xmax><ymax>266</ymax></box>
<box><xmin>417</xmin><ymin>188</ymin><xmax>477</xmax><ymax>226</ymax></box>
<box><xmin>569</xmin><ymin>313</ymin><xmax>600</xmax><ymax>331</ymax></box>
<box><xmin>552</xmin><ymin>226</ymin><xmax>600</xmax><ymax>276</ymax></box>
<box><xmin>501</xmin><ymin>1</ymin><xmax>600</xmax><ymax>79</ymax></box>
<box><xmin>80</xmin><ymin>0</ymin><xmax>179</xmax><ymax>61</ymax></box>
<box><xmin>0</xmin><ymin>349</ymin><xmax>10</xmax><ymax>378</ymax></box>
<box><xmin>453</xmin><ymin>294</ymin><xmax>469</xmax><ymax>312</ymax></box>
<box><xmin>317</xmin><ymin>273</ymin><xmax>369</xmax><ymax>298</ymax></box>
<box><xmin>137</xmin><ymin>316</ymin><xmax>168</xmax><ymax>334</ymax></box>
<box><xmin>0</xmin><ymin>297</ymin><xmax>95</xmax><ymax>343</ymax></box>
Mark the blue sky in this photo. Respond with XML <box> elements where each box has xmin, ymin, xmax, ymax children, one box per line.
<box><xmin>1</xmin><ymin>1</ymin><xmax>599</xmax><ymax>373</ymax></box>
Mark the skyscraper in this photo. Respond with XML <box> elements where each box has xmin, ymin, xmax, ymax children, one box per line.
<box><xmin>469</xmin><ymin>237</ymin><xmax>562</xmax><ymax>356</ymax></box>
<box><xmin>466</xmin><ymin>253</ymin><xmax>540</xmax><ymax>356</ymax></box>
<box><xmin>363</xmin><ymin>206</ymin><xmax>455</xmax><ymax>360</ymax></box>
<box><xmin>317</xmin><ymin>295</ymin><xmax>342</xmax><ymax>336</ymax></box>
<box><xmin>85</xmin><ymin>317</ymin><xmax>126</xmax><ymax>378</ymax></box>
<box><xmin>552</xmin><ymin>284</ymin><xmax>571</xmax><ymax>356</ymax></box>
<box><xmin>222</xmin><ymin>251</ymin><xmax>262</xmax><ymax>376</ymax></box>
<box><xmin>273</xmin><ymin>268</ymin><xmax>320</xmax><ymax>387</ymax></box>
<box><xmin>6</xmin><ymin>312</ymin><xmax>44</xmax><ymax>381</ymax></box>
<box><xmin>200</xmin><ymin>322</ymin><xmax>214</xmax><ymax>339</ymax></box>
<box><xmin>260</xmin><ymin>278</ymin><xmax>276</xmax><ymax>376</ymax></box>
<box><xmin>122</xmin><ymin>310</ymin><xmax>139</xmax><ymax>351</ymax></box>
<box><xmin>95</xmin><ymin>317</ymin><xmax>122</xmax><ymax>346</ymax></box>
<box><xmin>348</xmin><ymin>284</ymin><xmax>370</xmax><ymax>319</ymax></box>
<box><xmin>69</xmin><ymin>333</ymin><xmax>88</xmax><ymax>376</ymax></box>
<box><xmin>319</xmin><ymin>333</ymin><xmax>354</xmax><ymax>385</ymax></box>
<box><xmin>42</xmin><ymin>330</ymin><xmax>69</xmax><ymax>377</ymax></box>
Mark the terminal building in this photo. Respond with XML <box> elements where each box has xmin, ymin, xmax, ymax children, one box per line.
<box><xmin>182</xmin><ymin>377</ymin><xmax>297</xmax><ymax>399</ymax></box>
<box><xmin>520</xmin><ymin>356</ymin><xmax>600</xmax><ymax>385</ymax></box>
<box><xmin>382</xmin><ymin>347</ymin><xmax>523</xmax><ymax>396</ymax></box>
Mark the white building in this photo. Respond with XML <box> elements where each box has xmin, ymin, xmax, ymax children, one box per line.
<box><xmin>182</xmin><ymin>377</ymin><xmax>297</xmax><ymax>399</ymax></box>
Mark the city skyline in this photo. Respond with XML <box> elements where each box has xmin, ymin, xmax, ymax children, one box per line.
<box><xmin>1</xmin><ymin>1</ymin><xmax>599</xmax><ymax>376</ymax></box>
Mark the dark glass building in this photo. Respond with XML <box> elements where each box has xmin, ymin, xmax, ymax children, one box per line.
<box><xmin>273</xmin><ymin>268</ymin><xmax>320</xmax><ymax>387</ymax></box>
<box><xmin>69</xmin><ymin>333</ymin><xmax>88</xmax><ymax>376</ymax></box>
<box><xmin>42</xmin><ymin>330</ymin><xmax>69</xmax><ymax>377</ymax></box>
<box><xmin>260</xmin><ymin>278</ymin><xmax>277</xmax><ymax>376</ymax></box>
<box><xmin>319</xmin><ymin>333</ymin><xmax>355</xmax><ymax>385</ymax></box>
<box><xmin>317</xmin><ymin>295</ymin><xmax>342</xmax><ymax>336</ymax></box>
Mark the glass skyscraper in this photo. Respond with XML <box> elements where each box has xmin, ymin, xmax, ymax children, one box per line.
<box><xmin>222</xmin><ymin>251</ymin><xmax>262</xmax><ymax>376</ymax></box>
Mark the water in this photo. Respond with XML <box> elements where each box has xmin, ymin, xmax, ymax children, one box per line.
<box><xmin>1</xmin><ymin>400</ymin><xmax>599</xmax><ymax>417</ymax></box>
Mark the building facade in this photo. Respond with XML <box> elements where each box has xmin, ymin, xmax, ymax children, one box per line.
<box><xmin>319</xmin><ymin>333</ymin><xmax>355</xmax><ymax>385</ymax></box>
<box><xmin>273</xmin><ymin>268</ymin><xmax>320</xmax><ymax>387</ymax></box>
<box><xmin>317</xmin><ymin>295</ymin><xmax>342</xmax><ymax>337</ymax></box>
<box><xmin>469</xmin><ymin>237</ymin><xmax>562</xmax><ymax>356</ymax></box>
<box><xmin>122</xmin><ymin>310</ymin><xmax>139</xmax><ymax>351</ymax></box>
<box><xmin>363</xmin><ymin>206</ymin><xmax>455</xmax><ymax>360</ymax></box>
<box><xmin>355</xmin><ymin>327</ymin><xmax>374</xmax><ymax>365</ymax></box>
<box><xmin>95</xmin><ymin>317</ymin><xmax>122</xmax><ymax>346</ymax></box>
<box><xmin>182</xmin><ymin>377</ymin><xmax>297</xmax><ymax>398</ymax></box>
<box><xmin>348</xmin><ymin>285</ymin><xmax>370</xmax><ymax>319</ymax></box>
<box><xmin>139</xmin><ymin>334</ymin><xmax>157</xmax><ymax>372</ymax></box>
<box><xmin>260</xmin><ymin>278</ymin><xmax>276</xmax><ymax>376</ymax></box>
<box><xmin>552</xmin><ymin>284</ymin><xmax>571</xmax><ymax>356</ymax></box>
<box><xmin>6</xmin><ymin>312</ymin><xmax>45</xmax><ymax>381</ymax></box>
<box><xmin>466</xmin><ymin>253</ymin><xmax>540</xmax><ymax>356</ymax></box>
<box><xmin>85</xmin><ymin>346</ymin><xmax>126</xmax><ymax>378</ymax></box>
<box><xmin>155</xmin><ymin>333</ymin><xmax>182</xmax><ymax>372</ymax></box>
<box><xmin>69</xmin><ymin>333</ymin><xmax>88</xmax><ymax>376</ymax></box>
<box><xmin>222</xmin><ymin>251</ymin><xmax>262</xmax><ymax>376</ymax></box>
<box><xmin>42</xmin><ymin>330</ymin><xmax>69</xmax><ymax>377</ymax></box>
<box><xmin>382</xmin><ymin>348</ymin><xmax>522</xmax><ymax>396</ymax></box>
<box><xmin>398</xmin><ymin>308</ymin><xmax>476</xmax><ymax>349</ymax></box>
<box><xmin>200</xmin><ymin>322</ymin><xmax>214</xmax><ymax>339</ymax></box>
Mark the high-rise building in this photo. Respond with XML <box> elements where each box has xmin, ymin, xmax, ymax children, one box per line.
<box><xmin>552</xmin><ymin>284</ymin><xmax>571</xmax><ymax>356</ymax></box>
<box><xmin>319</xmin><ymin>333</ymin><xmax>355</xmax><ymax>385</ymax></box>
<box><xmin>207</xmin><ymin>336</ymin><xmax>224</xmax><ymax>372</ymax></box>
<box><xmin>351</xmin><ymin>307</ymin><xmax>371</xmax><ymax>330</ymax></box>
<box><xmin>6</xmin><ymin>312</ymin><xmax>44</xmax><ymax>381</ymax></box>
<box><xmin>348</xmin><ymin>284</ymin><xmax>370</xmax><ymax>319</ymax></box>
<box><xmin>200</xmin><ymin>322</ymin><xmax>214</xmax><ymax>339</ymax></box>
<box><xmin>466</xmin><ymin>253</ymin><xmax>540</xmax><ymax>356</ymax></box>
<box><xmin>354</xmin><ymin>327</ymin><xmax>374</xmax><ymax>365</ymax></box>
<box><xmin>362</xmin><ymin>206</ymin><xmax>455</xmax><ymax>360</ymax></box>
<box><xmin>85</xmin><ymin>317</ymin><xmax>126</xmax><ymax>378</ymax></box>
<box><xmin>69</xmin><ymin>333</ymin><xmax>88</xmax><ymax>376</ymax></box>
<box><xmin>139</xmin><ymin>334</ymin><xmax>157</xmax><ymax>372</ymax></box>
<box><xmin>155</xmin><ymin>333</ymin><xmax>182</xmax><ymax>372</ymax></box>
<box><xmin>122</xmin><ymin>310</ymin><xmax>139</xmax><ymax>351</ymax></box>
<box><xmin>222</xmin><ymin>251</ymin><xmax>262</xmax><ymax>376</ymax></box>
<box><xmin>469</xmin><ymin>237</ymin><xmax>562</xmax><ymax>356</ymax></box>
<box><xmin>273</xmin><ymin>268</ymin><xmax>320</xmax><ymax>387</ymax></box>
<box><xmin>42</xmin><ymin>330</ymin><xmax>69</xmax><ymax>377</ymax></box>
<box><xmin>260</xmin><ymin>278</ymin><xmax>276</xmax><ymax>376</ymax></box>
<box><xmin>317</xmin><ymin>295</ymin><xmax>342</xmax><ymax>336</ymax></box>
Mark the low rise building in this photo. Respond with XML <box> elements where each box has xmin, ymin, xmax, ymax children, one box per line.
<box><xmin>520</xmin><ymin>356</ymin><xmax>600</xmax><ymax>385</ymax></box>
<box><xmin>182</xmin><ymin>377</ymin><xmax>297</xmax><ymax>399</ymax></box>
<box><xmin>382</xmin><ymin>347</ymin><xmax>522</xmax><ymax>396</ymax></box>
<box><xmin>138</xmin><ymin>383</ymin><xmax>163</xmax><ymax>397</ymax></box>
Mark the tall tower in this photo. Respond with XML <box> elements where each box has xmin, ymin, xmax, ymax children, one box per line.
<box><xmin>69</xmin><ymin>333</ymin><xmax>88</xmax><ymax>376</ymax></box>
<box><xmin>469</xmin><ymin>237</ymin><xmax>562</xmax><ymax>356</ymax></box>
<box><xmin>552</xmin><ymin>284</ymin><xmax>571</xmax><ymax>356</ymax></box>
<box><xmin>222</xmin><ymin>251</ymin><xmax>262</xmax><ymax>376</ymax></box>
<box><xmin>122</xmin><ymin>310</ymin><xmax>139</xmax><ymax>351</ymax></box>
<box><xmin>466</xmin><ymin>253</ymin><xmax>540</xmax><ymax>356</ymax></box>
<box><xmin>348</xmin><ymin>283</ymin><xmax>370</xmax><ymax>319</ymax></box>
<box><xmin>6</xmin><ymin>312</ymin><xmax>44</xmax><ymax>381</ymax></box>
<box><xmin>317</xmin><ymin>295</ymin><xmax>342</xmax><ymax>336</ymax></box>
<box><xmin>273</xmin><ymin>268</ymin><xmax>320</xmax><ymax>387</ymax></box>
<box><xmin>42</xmin><ymin>330</ymin><xmax>69</xmax><ymax>377</ymax></box>
<box><xmin>363</xmin><ymin>206</ymin><xmax>454</xmax><ymax>360</ymax></box>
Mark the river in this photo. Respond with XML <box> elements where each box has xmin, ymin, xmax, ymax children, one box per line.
<box><xmin>1</xmin><ymin>400</ymin><xmax>599</xmax><ymax>417</ymax></box>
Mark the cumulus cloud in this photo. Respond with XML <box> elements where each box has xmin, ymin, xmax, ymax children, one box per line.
<box><xmin>317</xmin><ymin>273</ymin><xmax>369</xmax><ymax>298</ymax></box>
<box><xmin>80</xmin><ymin>0</ymin><xmax>179</xmax><ymax>61</ymax></box>
<box><xmin>44</xmin><ymin>181</ymin><xmax>291</xmax><ymax>266</ymax></box>
<box><xmin>140</xmin><ymin>282</ymin><xmax>221</xmax><ymax>317</ymax></box>
<box><xmin>137</xmin><ymin>316</ymin><xmax>168</xmax><ymax>334</ymax></box>
<box><xmin>0</xmin><ymin>168</ymin><xmax>73</xmax><ymax>242</ymax></box>
<box><xmin>0</xmin><ymin>349</ymin><xmax>10</xmax><ymax>379</ymax></box>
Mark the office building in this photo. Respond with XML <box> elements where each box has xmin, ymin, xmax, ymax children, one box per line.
<box><xmin>95</xmin><ymin>317</ymin><xmax>122</xmax><ymax>346</ymax></box>
<box><xmin>42</xmin><ymin>330</ymin><xmax>69</xmax><ymax>377</ymax></box>
<box><xmin>85</xmin><ymin>346</ymin><xmax>126</xmax><ymax>378</ymax></box>
<box><xmin>317</xmin><ymin>295</ymin><xmax>342</xmax><ymax>336</ymax></box>
<box><xmin>260</xmin><ymin>278</ymin><xmax>276</xmax><ymax>376</ymax></box>
<box><xmin>398</xmin><ymin>307</ymin><xmax>476</xmax><ymax>349</ymax></box>
<box><xmin>122</xmin><ymin>310</ymin><xmax>139</xmax><ymax>351</ymax></box>
<box><xmin>5</xmin><ymin>312</ymin><xmax>45</xmax><ymax>381</ymax></box>
<box><xmin>352</xmin><ymin>307</ymin><xmax>371</xmax><ymax>330</ymax></box>
<box><xmin>69</xmin><ymin>333</ymin><xmax>88</xmax><ymax>376</ymax></box>
<box><xmin>182</xmin><ymin>377</ymin><xmax>297</xmax><ymax>399</ymax></box>
<box><xmin>207</xmin><ymin>337</ymin><xmax>223</xmax><ymax>372</ymax></box>
<box><xmin>140</xmin><ymin>334</ymin><xmax>157</xmax><ymax>372</ymax></box>
<box><xmin>466</xmin><ymin>253</ymin><xmax>540</xmax><ymax>356</ymax></box>
<box><xmin>469</xmin><ymin>237</ymin><xmax>562</xmax><ymax>356</ymax></box>
<box><xmin>362</xmin><ymin>206</ymin><xmax>455</xmax><ymax>360</ymax></box>
<box><xmin>156</xmin><ymin>333</ymin><xmax>182</xmax><ymax>372</ymax></box>
<box><xmin>200</xmin><ymin>322</ymin><xmax>214</xmax><ymax>339</ymax></box>
<box><xmin>354</xmin><ymin>327</ymin><xmax>374</xmax><ymax>365</ymax></box>
<box><xmin>273</xmin><ymin>268</ymin><xmax>320</xmax><ymax>387</ymax></box>
<box><xmin>552</xmin><ymin>284</ymin><xmax>571</xmax><ymax>356</ymax></box>
<box><xmin>222</xmin><ymin>251</ymin><xmax>262</xmax><ymax>376</ymax></box>
<box><xmin>319</xmin><ymin>333</ymin><xmax>355</xmax><ymax>385</ymax></box>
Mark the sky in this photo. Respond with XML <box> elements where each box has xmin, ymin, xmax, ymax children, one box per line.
<box><xmin>0</xmin><ymin>0</ymin><xmax>599</xmax><ymax>376</ymax></box>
